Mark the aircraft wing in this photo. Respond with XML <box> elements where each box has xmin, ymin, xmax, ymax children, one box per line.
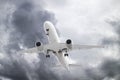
<box><xmin>72</xmin><ymin>44</ymin><xmax>104</xmax><ymax>50</ymax></box>
<box><xmin>18</xmin><ymin>46</ymin><xmax>44</xmax><ymax>54</ymax></box>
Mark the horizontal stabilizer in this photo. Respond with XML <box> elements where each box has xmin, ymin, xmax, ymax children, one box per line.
<box><xmin>69</xmin><ymin>64</ymin><xmax>81</xmax><ymax>67</ymax></box>
<box><xmin>52</xmin><ymin>63</ymin><xmax>81</xmax><ymax>68</ymax></box>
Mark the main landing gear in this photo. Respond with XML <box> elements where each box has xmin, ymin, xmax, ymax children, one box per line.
<box><xmin>64</xmin><ymin>49</ymin><xmax>69</xmax><ymax>57</ymax></box>
<box><xmin>64</xmin><ymin>53</ymin><xmax>68</xmax><ymax>56</ymax></box>
<box><xmin>46</xmin><ymin>49</ymin><xmax>51</xmax><ymax>58</ymax></box>
<box><xmin>46</xmin><ymin>54</ymin><xmax>50</xmax><ymax>58</ymax></box>
<box><xmin>59</xmin><ymin>48</ymin><xmax>69</xmax><ymax>57</ymax></box>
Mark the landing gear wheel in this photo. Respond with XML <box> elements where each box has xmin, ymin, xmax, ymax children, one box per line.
<box><xmin>64</xmin><ymin>54</ymin><xmax>68</xmax><ymax>57</ymax></box>
<box><xmin>46</xmin><ymin>55</ymin><xmax>50</xmax><ymax>58</ymax></box>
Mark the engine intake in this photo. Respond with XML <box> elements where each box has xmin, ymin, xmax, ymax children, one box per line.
<box><xmin>66</xmin><ymin>39</ymin><xmax>72</xmax><ymax>44</ymax></box>
<box><xmin>36</xmin><ymin>42</ymin><xmax>41</xmax><ymax>47</ymax></box>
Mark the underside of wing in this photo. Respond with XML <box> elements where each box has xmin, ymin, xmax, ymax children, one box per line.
<box><xmin>72</xmin><ymin>44</ymin><xmax>104</xmax><ymax>50</ymax></box>
<box><xmin>18</xmin><ymin>46</ymin><xmax>43</xmax><ymax>54</ymax></box>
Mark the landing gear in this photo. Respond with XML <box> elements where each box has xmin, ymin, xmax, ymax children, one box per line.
<box><xmin>46</xmin><ymin>49</ymin><xmax>51</xmax><ymax>58</ymax></box>
<box><xmin>62</xmin><ymin>48</ymin><xmax>69</xmax><ymax>57</ymax></box>
<box><xmin>46</xmin><ymin>55</ymin><xmax>50</xmax><ymax>58</ymax></box>
<box><xmin>64</xmin><ymin>54</ymin><xmax>68</xmax><ymax>56</ymax></box>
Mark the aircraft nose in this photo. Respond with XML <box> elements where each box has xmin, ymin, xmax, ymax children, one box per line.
<box><xmin>44</xmin><ymin>21</ymin><xmax>54</xmax><ymax>28</ymax></box>
<box><xmin>44</xmin><ymin>21</ymin><xmax>51</xmax><ymax>26</ymax></box>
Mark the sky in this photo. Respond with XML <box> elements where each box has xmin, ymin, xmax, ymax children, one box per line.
<box><xmin>0</xmin><ymin>0</ymin><xmax>120</xmax><ymax>80</ymax></box>
<box><xmin>45</xmin><ymin>0</ymin><xmax>120</xmax><ymax>64</ymax></box>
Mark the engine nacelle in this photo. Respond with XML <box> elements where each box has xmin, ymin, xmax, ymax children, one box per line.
<box><xmin>66</xmin><ymin>39</ymin><xmax>72</xmax><ymax>44</ymax></box>
<box><xmin>66</xmin><ymin>39</ymin><xmax>72</xmax><ymax>49</ymax></box>
<box><xmin>35</xmin><ymin>42</ymin><xmax>42</xmax><ymax>47</ymax></box>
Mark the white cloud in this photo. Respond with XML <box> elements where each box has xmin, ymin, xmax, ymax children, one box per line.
<box><xmin>45</xmin><ymin>0</ymin><xmax>115</xmax><ymax>40</ymax></box>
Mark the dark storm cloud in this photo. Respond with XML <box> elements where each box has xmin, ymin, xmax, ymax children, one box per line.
<box><xmin>77</xmin><ymin>15</ymin><xmax>120</xmax><ymax>80</ymax></box>
<box><xmin>107</xmin><ymin>19</ymin><xmax>120</xmax><ymax>42</ymax></box>
<box><xmin>99</xmin><ymin>17</ymin><xmax>120</xmax><ymax>80</ymax></box>
<box><xmin>0</xmin><ymin>55</ymin><xmax>28</xmax><ymax>80</ymax></box>
<box><xmin>102</xmin><ymin>19</ymin><xmax>120</xmax><ymax>46</ymax></box>
<box><xmin>0</xmin><ymin>0</ymin><xmax>120</xmax><ymax>80</ymax></box>
<box><xmin>101</xmin><ymin>59</ymin><xmax>120</xmax><ymax>78</ymax></box>
<box><xmin>35</xmin><ymin>54</ymin><xmax>59</xmax><ymax>80</ymax></box>
<box><xmin>0</xmin><ymin>0</ymin><xmax>58</xmax><ymax>80</ymax></box>
<box><xmin>8</xmin><ymin>0</ymin><xmax>56</xmax><ymax>50</ymax></box>
<box><xmin>82</xmin><ymin>58</ymin><xmax>120</xmax><ymax>80</ymax></box>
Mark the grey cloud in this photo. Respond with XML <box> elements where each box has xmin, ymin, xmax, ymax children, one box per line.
<box><xmin>102</xmin><ymin>18</ymin><xmax>120</xmax><ymax>46</ymax></box>
<box><xmin>77</xmin><ymin>11</ymin><xmax>120</xmax><ymax>80</ymax></box>
<box><xmin>101</xmin><ymin>59</ymin><xmax>120</xmax><ymax>78</ymax></box>
<box><xmin>101</xmin><ymin>15</ymin><xmax>120</xmax><ymax>80</ymax></box>
<box><xmin>100</xmin><ymin>59</ymin><xmax>120</xmax><ymax>80</ymax></box>
<box><xmin>3</xmin><ymin>0</ymin><xmax>57</xmax><ymax>53</ymax></box>
<box><xmin>107</xmin><ymin>19</ymin><xmax>120</xmax><ymax>38</ymax></box>
<box><xmin>44</xmin><ymin>0</ymin><xmax>67</xmax><ymax>7</ymax></box>
<box><xmin>11</xmin><ymin>1</ymin><xmax>56</xmax><ymax>47</ymax></box>
<box><xmin>0</xmin><ymin>0</ymin><xmax>58</xmax><ymax>80</ymax></box>
<box><xmin>83</xmin><ymin>58</ymin><xmax>120</xmax><ymax>80</ymax></box>
<box><xmin>0</xmin><ymin>54</ymin><xmax>28</xmax><ymax>80</ymax></box>
<box><xmin>0</xmin><ymin>0</ymin><xmax>120</xmax><ymax>80</ymax></box>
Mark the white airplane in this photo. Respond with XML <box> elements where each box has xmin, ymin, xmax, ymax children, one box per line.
<box><xmin>19</xmin><ymin>21</ymin><xmax>104</xmax><ymax>70</ymax></box>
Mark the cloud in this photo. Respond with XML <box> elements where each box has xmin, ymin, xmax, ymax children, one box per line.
<box><xmin>0</xmin><ymin>54</ymin><xmax>28</xmax><ymax>80</ymax></box>
<box><xmin>100</xmin><ymin>16</ymin><xmax>120</xmax><ymax>80</ymax></box>
<box><xmin>0</xmin><ymin>0</ymin><xmax>58</xmax><ymax>80</ymax></box>
<box><xmin>45</xmin><ymin>0</ymin><xmax>120</xmax><ymax>80</ymax></box>
<box><xmin>0</xmin><ymin>0</ymin><xmax>120</xmax><ymax>80</ymax></box>
<box><xmin>101</xmin><ymin>59</ymin><xmax>120</xmax><ymax>78</ymax></box>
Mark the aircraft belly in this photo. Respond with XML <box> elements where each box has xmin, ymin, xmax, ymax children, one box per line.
<box><xmin>44</xmin><ymin>43</ymin><xmax>66</xmax><ymax>52</ymax></box>
<box><xmin>55</xmin><ymin>52</ymin><xmax>69</xmax><ymax>69</ymax></box>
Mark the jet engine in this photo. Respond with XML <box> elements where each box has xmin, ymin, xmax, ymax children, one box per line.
<box><xmin>66</xmin><ymin>39</ymin><xmax>72</xmax><ymax>49</ymax></box>
<box><xmin>66</xmin><ymin>39</ymin><xmax>72</xmax><ymax>44</ymax></box>
<box><xmin>35</xmin><ymin>42</ymin><xmax>42</xmax><ymax>47</ymax></box>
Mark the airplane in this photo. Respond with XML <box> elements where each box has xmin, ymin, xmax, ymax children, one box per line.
<box><xmin>18</xmin><ymin>21</ymin><xmax>104</xmax><ymax>70</ymax></box>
